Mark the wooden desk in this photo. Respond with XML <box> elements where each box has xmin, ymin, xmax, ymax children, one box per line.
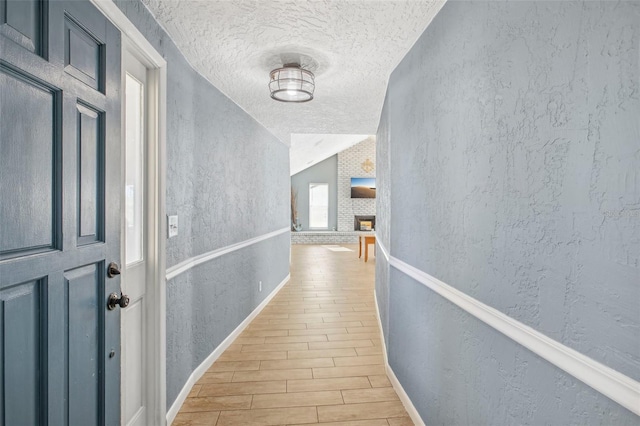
<box><xmin>358</xmin><ymin>235</ymin><xmax>376</xmax><ymax>262</ymax></box>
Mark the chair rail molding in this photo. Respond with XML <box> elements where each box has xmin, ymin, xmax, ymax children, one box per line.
<box><xmin>376</xmin><ymin>239</ymin><xmax>640</xmax><ymax>416</ymax></box>
<box><xmin>166</xmin><ymin>227</ymin><xmax>290</xmax><ymax>280</ymax></box>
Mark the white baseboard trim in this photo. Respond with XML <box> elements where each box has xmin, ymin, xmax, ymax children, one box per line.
<box><xmin>385</xmin><ymin>362</ymin><xmax>425</xmax><ymax>426</ymax></box>
<box><xmin>166</xmin><ymin>227</ymin><xmax>290</xmax><ymax>281</ymax></box>
<box><xmin>376</xmin><ymin>239</ymin><xmax>640</xmax><ymax>417</ymax></box>
<box><xmin>166</xmin><ymin>273</ymin><xmax>290</xmax><ymax>425</ymax></box>
<box><xmin>374</xmin><ymin>292</ymin><xmax>425</xmax><ymax>426</ymax></box>
<box><xmin>373</xmin><ymin>291</ymin><xmax>388</xmax><ymax>366</ymax></box>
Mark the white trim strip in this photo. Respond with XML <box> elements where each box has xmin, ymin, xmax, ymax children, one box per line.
<box><xmin>91</xmin><ymin>0</ymin><xmax>166</xmax><ymax>66</ymax></box>
<box><xmin>374</xmin><ymin>292</ymin><xmax>425</xmax><ymax>425</ymax></box>
<box><xmin>377</xmin><ymin>240</ymin><xmax>640</xmax><ymax>416</ymax></box>
<box><xmin>386</xmin><ymin>364</ymin><xmax>425</xmax><ymax>425</ymax></box>
<box><xmin>376</xmin><ymin>237</ymin><xmax>390</xmax><ymax>262</ymax></box>
<box><xmin>166</xmin><ymin>274</ymin><xmax>291</xmax><ymax>425</ymax></box>
<box><xmin>373</xmin><ymin>291</ymin><xmax>389</xmax><ymax>365</ymax></box>
<box><xmin>166</xmin><ymin>227</ymin><xmax>290</xmax><ymax>281</ymax></box>
<box><xmin>91</xmin><ymin>1</ymin><xmax>169</xmax><ymax>423</ymax></box>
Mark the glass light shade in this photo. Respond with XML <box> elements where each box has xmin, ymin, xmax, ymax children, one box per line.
<box><xmin>269</xmin><ymin>64</ymin><xmax>314</xmax><ymax>102</ymax></box>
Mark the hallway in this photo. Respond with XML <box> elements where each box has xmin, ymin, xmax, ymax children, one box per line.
<box><xmin>173</xmin><ymin>244</ymin><xmax>412</xmax><ymax>425</ymax></box>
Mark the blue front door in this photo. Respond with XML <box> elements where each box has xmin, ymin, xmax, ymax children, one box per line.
<box><xmin>0</xmin><ymin>0</ymin><xmax>122</xmax><ymax>424</ymax></box>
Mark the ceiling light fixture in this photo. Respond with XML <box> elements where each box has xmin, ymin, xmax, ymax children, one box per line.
<box><xmin>269</xmin><ymin>63</ymin><xmax>314</xmax><ymax>103</ymax></box>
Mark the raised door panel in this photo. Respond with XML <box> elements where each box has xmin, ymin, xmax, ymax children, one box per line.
<box><xmin>64</xmin><ymin>13</ymin><xmax>104</xmax><ymax>92</ymax></box>
<box><xmin>77</xmin><ymin>102</ymin><xmax>105</xmax><ymax>245</ymax></box>
<box><xmin>0</xmin><ymin>65</ymin><xmax>61</xmax><ymax>259</ymax></box>
<box><xmin>0</xmin><ymin>279</ymin><xmax>46</xmax><ymax>425</ymax></box>
<box><xmin>65</xmin><ymin>263</ymin><xmax>104</xmax><ymax>425</ymax></box>
<box><xmin>0</xmin><ymin>0</ymin><xmax>44</xmax><ymax>54</ymax></box>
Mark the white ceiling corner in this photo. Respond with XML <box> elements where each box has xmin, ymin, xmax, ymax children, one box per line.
<box><xmin>140</xmin><ymin>0</ymin><xmax>445</xmax><ymax>172</ymax></box>
<box><xmin>290</xmin><ymin>133</ymin><xmax>371</xmax><ymax>176</ymax></box>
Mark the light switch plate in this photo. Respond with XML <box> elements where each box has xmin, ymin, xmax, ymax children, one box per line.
<box><xmin>168</xmin><ymin>215</ymin><xmax>178</xmax><ymax>238</ymax></box>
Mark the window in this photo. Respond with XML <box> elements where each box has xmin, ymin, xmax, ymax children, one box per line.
<box><xmin>125</xmin><ymin>73</ymin><xmax>145</xmax><ymax>265</ymax></box>
<box><xmin>309</xmin><ymin>183</ymin><xmax>329</xmax><ymax>228</ymax></box>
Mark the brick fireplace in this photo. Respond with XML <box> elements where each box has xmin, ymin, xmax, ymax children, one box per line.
<box><xmin>354</xmin><ymin>215</ymin><xmax>376</xmax><ymax>231</ymax></box>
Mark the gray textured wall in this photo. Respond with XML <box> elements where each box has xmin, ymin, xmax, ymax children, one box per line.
<box><xmin>114</xmin><ymin>0</ymin><xmax>290</xmax><ymax>408</ymax></box>
<box><xmin>377</xmin><ymin>0</ymin><xmax>639</xmax><ymax>423</ymax></box>
<box><xmin>291</xmin><ymin>155</ymin><xmax>338</xmax><ymax>231</ymax></box>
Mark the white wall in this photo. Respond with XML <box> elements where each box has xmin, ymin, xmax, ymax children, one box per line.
<box><xmin>337</xmin><ymin>137</ymin><xmax>376</xmax><ymax>231</ymax></box>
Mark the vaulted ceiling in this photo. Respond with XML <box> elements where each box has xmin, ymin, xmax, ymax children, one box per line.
<box><xmin>141</xmin><ymin>0</ymin><xmax>444</xmax><ymax>174</ymax></box>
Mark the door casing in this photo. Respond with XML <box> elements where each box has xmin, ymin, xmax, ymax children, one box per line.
<box><xmin>89</xmin><ymin>1</ymin><xmax>168</xmax><ymax>424</ymax></box>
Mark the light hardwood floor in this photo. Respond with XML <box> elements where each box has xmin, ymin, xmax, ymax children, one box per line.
<box><xmin>173</xmin><ymin>244</ymin><xmax>414</xmax><ymax>426</ymax></box>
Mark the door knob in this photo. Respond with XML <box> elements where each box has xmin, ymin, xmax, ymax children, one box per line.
<box><xmin>107</xmin><ymin>262</ymin><xmax>121</xmax><ymax>278</ymax></box>
<box><xmin>107</xmin><ymin>292</ymin><xmax>130</xmax><ymax>310</ymax></box>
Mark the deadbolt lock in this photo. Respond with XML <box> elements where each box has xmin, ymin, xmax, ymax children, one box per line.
<box><xmin>107</xmin><ymin>262</ymin><xmax>121</xmax><ymax>278</ymax></box>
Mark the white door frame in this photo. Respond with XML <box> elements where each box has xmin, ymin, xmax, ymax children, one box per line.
<box><xmin>89</xmin><ymin>1</ymin><xmax>167</xmax><ymax>424</ymax></box>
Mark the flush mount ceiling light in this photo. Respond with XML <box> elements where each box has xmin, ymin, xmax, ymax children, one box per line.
<box><xmin>269</xmin><ymin>63</ymin><xmax>315</xmax><ymax>103</ymax></box>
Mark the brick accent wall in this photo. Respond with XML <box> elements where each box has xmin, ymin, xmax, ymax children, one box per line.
<box><xmin>337</xmin><ymin>137</ymin><xmax>376</xmax><ymax>231</ymax></box>
<box><xmin>291</xmin><ymin>231</ymin><xmax>361</xmax><ymax>245</ymax></box>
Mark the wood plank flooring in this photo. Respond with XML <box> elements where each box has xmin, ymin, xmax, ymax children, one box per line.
<box><xmin>173</xmin><ymin>244</ymin><xmax>413</xmax><ymax>425</ymax></box>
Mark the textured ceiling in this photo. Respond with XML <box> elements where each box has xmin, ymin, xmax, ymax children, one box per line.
<box><xmin>290</xmin><ymin>133</ymin><xmax>370</xmax><ymax>175</ymax></box>
<box><xmin>141</xmin><ymin>0</ymin><xmax>444</xmax><ymax>171</ymax></box>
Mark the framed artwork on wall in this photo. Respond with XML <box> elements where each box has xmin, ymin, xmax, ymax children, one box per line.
<box><xmin>350</xmin><ymin>177</ymin><xmax>376</xmax><ymax>198</ymax></box>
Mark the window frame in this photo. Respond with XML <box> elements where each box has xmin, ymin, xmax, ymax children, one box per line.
<box><xmin>308</xmin><ymin>182</ymin><xmax>329</xmax><ymax>229</ymax></box>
